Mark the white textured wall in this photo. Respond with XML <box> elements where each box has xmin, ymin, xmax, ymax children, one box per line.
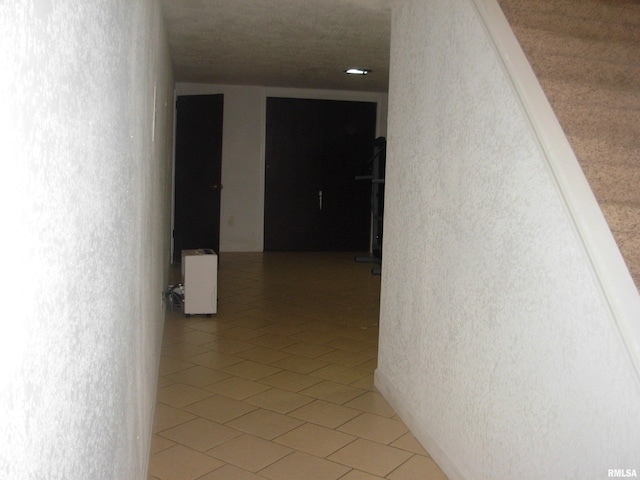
<box><xmin>0</xmin><ymin>1</ymin><xmax>174</xmax><ymax>479</ymax></box>
<box><xmin>377</xmin><ymin>0</ymin><xmax>640</xmax><ymax>478</ymax></box>
<box><xmin>176</xmin><ymin>83</ymin><xmax>388</xmax><ymax>252</ymax></box>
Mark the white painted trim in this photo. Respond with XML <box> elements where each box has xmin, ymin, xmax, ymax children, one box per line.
<box><xmin>471</xmin><ymin>0</ymin><xmax>640</xmax><ymax>380</ymax></box>
<box><xmin>170</xmin><ymin>87</ymin><xmax>177</xmax><ymax>263</ymax></box>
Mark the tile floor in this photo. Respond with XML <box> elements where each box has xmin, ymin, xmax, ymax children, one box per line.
<box><xmin>148</xmin><ymin>252</ymin><xmax>448</xmax><ymax>480</ymax></box>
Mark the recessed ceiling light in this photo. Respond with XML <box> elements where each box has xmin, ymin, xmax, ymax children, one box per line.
<box><xmin>345</xmin><ymin>68</ymin><xmax>371</xmax><ymax>75</ymax></box>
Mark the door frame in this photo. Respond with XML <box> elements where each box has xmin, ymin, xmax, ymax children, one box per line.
<box><xmin>263</xmin><ymin>96</ymin><xmax>378</xmax><ymax>251</ymax></box>
<box><xmin>259</xmin><ymin>88</ymin><xmax>388</xmax><ymax>252</ymax></box>
<box><xmin>170</xmin><ymin>92</ymin><xmax>224</xmax><ymax>263</ymax></box>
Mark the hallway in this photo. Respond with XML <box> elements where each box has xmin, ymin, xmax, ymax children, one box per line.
<box><xmin>148</xmin><ymin>252</ymin><xmax>447</xmax><ymax>480</ymax></box>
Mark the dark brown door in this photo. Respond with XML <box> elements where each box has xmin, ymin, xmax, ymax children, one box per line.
<box><xmin>173</xmin><ymin>94</ymin><xmax>224</xmax><ymax>262</ymax></box>
<box><xmin>264</xmin><ymin>97</ymin><xmax>376</xmax><ymax>251</ymax></box>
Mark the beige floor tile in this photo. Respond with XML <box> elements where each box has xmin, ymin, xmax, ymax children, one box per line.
<box><xmin>258</xmin><ymin>323</ymin><xmax>312</xmax><ymax>336</ymax></box>
<box><xmin>218</xmin><ymin>325</ymin><xmax>266</xmax><ymax>341</ymax></box>
<box><xmin>387</xmin><ymin>454</ymin><xmax>448</xmax><ymax>480</ymax></box>
<box><xmin>274</xmin><ymin>423</ymin><xmax>356</xmax><ymax>457</ymax></box>
<box><xmin>162</xmin><ymin>330</ymin><xmax>191</xmax><ymax>346</ymax></box>
<box><xmin>157</xmin><ymin>377</ymin><xmax>175</xmax><ymax>389</ymax></box>
<box><xmin>345</xmin><ymin>391</ymin><xmax>396</xmax><ymax>417</ymax></box>
<box><xmin>220</xmin><ymin>360</ymin><xmax>282</xmax><ymax>380</ymax></box>
<box><xmin>221</xmin><ymin>294</ymin><xmax>263</xmax><ymax>306</ymax></box>
<box><xmin>338</xmin><ymin>412</ymin><xmax>408</xmax><ymax>444</ymax></box>
<box><xmin>334</xmin><ymin>327</ymin><xmax>379</xmax><ymax>342</ymax></box>
<box><xmin>242</xmin><ymin>309</ymin><xmax>293</xmax><ymax>324</ymax></box>
<box><xmin>327</xmin><ymin>438</ymin><xmax>413</xmax><ymax>477</ymax></box>
<box><xmin>204</xmin><ymin>376</ymin><xmax>271</xmax><ymax>400</ymax></box>
<box><xmin>183</xmin><ymin>395</ymin><xmax>257</xmax><ymax>423</ymax></box>
<box><xmin>158</xmin><ymin>356</ymin><xmax>195</xmax><ymax>376</ymax></box>
<box><xmin>350</xmin><ymin>372</ymin><xmax>376</xmax><ymax>390</ymax></box>
<box><xmin>259</xmin><ymin>370</ymin><xmax>323</xmax><ymax>392</ymax></box>
<box><xmin>236</xmin><ymin>346</ymin><xmax>291</xmax><ymax>364</ymax></box>
<box><xmin>355</xmin><ymin>357</ymin><xmax>378</xmax><ymax>372</ymax></box>
<box><xmin>150</xmin><ymin>435</ymin><xmax>176</xmax><ymax>454</ymax></box>
<box><xmin>318</xmin><ymin>349</ymin><xmax>376</xmax><ymax>368</ymax></box>
<box><xmin>226</xmin><ymin>408</ymin><xmax>303</xmax><ymax>440</ymax></box>
<box><xmin>157</xmin><ymin>383</ymin><xmax>214</xmax><ymax>408</ymax></box>
<box><xmin>188</xmin><ymin>351</ymin><xmax>244</xmax><ymax>370</ymax></box>
<box><xmin>298</xmin><ymin>380</ymin><xmax>366</xmax><ymax>404</ymax></box>
<box><xmin>338</xmin><ymin>470</ymin><xmax>386</xmax><ymax>480</ymax></box>
<box><xmin>216</xmin><ymin>300</ymin><xmax>259</xmax><ymax>314</ymax></box>
<box><xmin>165</xmin><ymin>365</ymin><xmax>231</xmax><ymax>388</ymax></box>
<box><xmin>360</xmin><ymin>345</ymin><xmax>379</xmax><ymax>358</ymax></box>
<box><xmin>282</xmin><ymin>341</ymin><xmax>336</xmax><ymax>358</ymax></box>
<box><xmin>152</xmin><ymin>403</ymin><xmax>196</xmax><ymax>433</ymax></box>
<box><xmin>259</xmin><ymin>451</ymin><xmax>350</xmax><ymax>480</ymax></box>
<box><xmin>159</xmin><ymin>417</ymin><xmax>242</xmax><ymax>452</ymax></box>
<box><xmin>290</xmin><ymin>329</ymin><xmax>342</xmax><ymax>345</ymax></box>
<box><xmin>224</xmin><ymin>291</ymin><xmax>260</xmax><ymax>303</ymax></box>
<box><xmin>249</xmin><ymin>333</ymin><xmax>299</xmax><ymax>350</ymax></box>
<box><xmin>162</xmin><ymin>342</ymin><xmax>211</xmax><ymax>359</ymax></box>
<box><xmin>289</xmin><ymin>400</ymin><xmax>361</xmax><ymax>429</ymax></box>
<box><xmin>206</xmin><ymin>434</ymin><xmax>293</xmax><ymax>472</ymax></box>
<box><xmin>197</xmin><ymin>464</ymin><xmax>265</xmax><ymax>480</ymax></box>
<box><xmin>244</xmin><ymin>387</ymin><xmax>314</xmax><ymax>414</ymax></box>
<box><xmin>300</xmin><ymin>319</ymin><xmax>343</xmax><ymax>333</ymax></box>
<box><xmin>269</xmin><ymin>354</ymin><xmax>329</xmax><ymax>374</ymax></box>
<box><xmin>201</xmin><ymin>336</ymin><xmax>254</xmax><ymax>354</ymax></box>
<box><xmin>150</xmin><ymin>254</ymin><xmax>442</xmax><ymax>480</ymax></box>
<box><xmin>215</xmin><ymin>307</ymin><xmax>257</xmax><ymax>320</ymax></box>
<box><xmin>391</xmin><ymin>432</ymin><xmax>429</xmax><ymax>455</ymax></box>
<box><xmin>148</xmin><ymin>444</ymin><xmax>224</xmax><ymax>480</ymax></box>
<box><xmin>324</xmin><ymin>336</ymin><xmax>373</xmax><ymax>353</ymax></box>
<box><xmin>231</xmin><ymin>315</ymin><xmax>272</xmax><ymax>330</ymax></box>
<box><xmin>311</xmin><ymin>364</ymin><xmax>369</xmax><ymax>385</ymax></box>
<box><xmin>188</xmin><ymin>320</ymin><xmax>236</xmax><ymax>334</ymax></box>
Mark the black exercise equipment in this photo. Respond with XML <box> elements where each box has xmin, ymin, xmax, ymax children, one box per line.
<box><xmin>355</xmin><ymin>137</ymin><xmax>386</xmax><ymax>275</ymax></box>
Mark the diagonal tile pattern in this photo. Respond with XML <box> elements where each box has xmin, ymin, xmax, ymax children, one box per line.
<box><xmin>148</xmin><ymin>252</ymin><xmax>448</xmax><ymax>480</ymax></box>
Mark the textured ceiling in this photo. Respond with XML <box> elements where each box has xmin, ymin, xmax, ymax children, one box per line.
<box><xmin>159</xmin><ymin>0</ymin><xmax>392</xmax><ymax>92</ymax></box>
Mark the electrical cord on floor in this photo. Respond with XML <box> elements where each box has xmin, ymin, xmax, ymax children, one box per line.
<box><xmin>163</xmin><ymin>284</ymin><xmax>184</xmax><ymax>311</ymax></box>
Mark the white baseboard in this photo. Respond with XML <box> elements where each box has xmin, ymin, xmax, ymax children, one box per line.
<box><xmin>374</xmin><ymin>368</ymin><xmax>473</xmax><ymax>480</ymax></box>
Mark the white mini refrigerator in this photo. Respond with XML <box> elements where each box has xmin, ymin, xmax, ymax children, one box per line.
<box><xmin>181</xmin><ymin>249</ymin><xmax>218</xmax><ymax>316</ymax></box>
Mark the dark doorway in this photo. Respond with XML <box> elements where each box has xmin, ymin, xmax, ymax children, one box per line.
<box><xmin>264</xmin><ymin>97</ymin><xmax>377</xmax><ymax>251</ymax></box>
<box><xmin>173</xmin><ymin>94</ymin><xmax>224</xmax><ymax>262</ymax></box>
